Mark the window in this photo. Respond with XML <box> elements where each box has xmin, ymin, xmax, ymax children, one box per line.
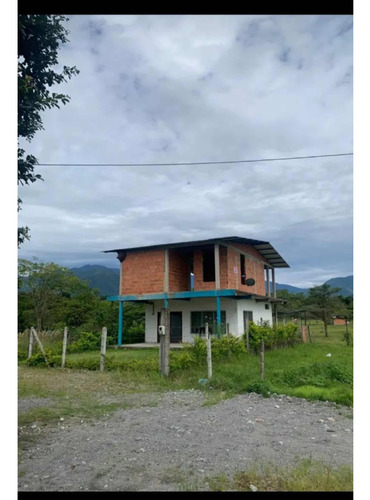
<box><xmin>243</xmin><ymin>311</ymin><xmax>253</xmax><ymax>332</ymax></box>
<box><xmin>191</xmin><ymin>311</ymin><xmax>226</xmax><ymax>335</ymax></box>
<box><xmin>240</xmin><ymin>254</ymin><xmax>246</xmax><ymax>285</ymax></box>
<box><xmin>202</xmin><ymin>248</ymin><xmax>215</xmax><ymax>282</ymax></box>
<box><xmin>265</xmin><ymin>304</ymin><xmax>270</xmax><ymax>310</ymax></box>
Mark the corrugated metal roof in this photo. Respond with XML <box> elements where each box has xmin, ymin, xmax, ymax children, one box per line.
<box><xmin>104</xmin><ymin>236</ymin><xmax>289</xmax><ymax>268</ymax></box>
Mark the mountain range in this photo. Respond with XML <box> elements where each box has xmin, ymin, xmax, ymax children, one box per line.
<box><xmin>70</xmin><ymin>265</ymin><xmax>353</xmax><ymax>298</ymax></box>
<box><xmin>271</xmin><ymin>275</ymin><xmax>353</xmax><ymax>297</ymax></box>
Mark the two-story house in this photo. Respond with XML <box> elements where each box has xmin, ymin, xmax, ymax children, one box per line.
<box><xmin>104</xmin><ymin>236</ymin><xmax>289</xmax><ymax>345</ymax></box>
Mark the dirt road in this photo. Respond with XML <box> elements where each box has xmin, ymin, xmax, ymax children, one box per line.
<box><xmin>18</xmin><ymin>390</ymin><xmax>353</xmax><ymax>491</ymax></box>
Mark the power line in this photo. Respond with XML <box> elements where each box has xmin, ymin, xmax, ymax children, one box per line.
<box><xmin>37</xmin><ymin>152</ymin><xmax>353</xmax><ymax>167</ymax></box>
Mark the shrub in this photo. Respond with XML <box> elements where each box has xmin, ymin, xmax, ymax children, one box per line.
<box><xmin>68</xmin><ymin>331</ymin><xmax>115</xmax><ymax>353</ymax></box>
<box><xmin>343</xmin><ymin>330</ymin><xmax>353</xmax><ymax>347</ymax></box>
<box><xmin>245</xmin><ymin>380</ymin><xmax>273</xmax><ymax>397</ymax></box>
<box><xmin>171</xmin><ymin>351</ymin><xmax>194</xmax><ymax>370</ymax></box>
<box><xmin>182</xmin><ymin>336</ymin><xmax>207</xmax><ymax>362</ymax></box>
<box><xmin>212</xmin><ymin>335</ymin><xmax>246</xmax><ymax>358</ymax></box>
<box><xmin>244</xmin><ymin>322</ymin><xmax>299</xmax><ymax>351</ymax></box>
<box><xmin>181</xmin><ymin>335</ymin><xmax>246</xmax><ymax>365</ymax></box>
<box><xmin>18</xmin><ymin>349</ymin><xmax>28</xmax><ymax>361</ymax></box>
<box><xmin>27</xmin><ymin>349</ymin><xmax>61</xmax><ymax>367</ymax></box>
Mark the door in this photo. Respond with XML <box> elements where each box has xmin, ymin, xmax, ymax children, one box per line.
<box><xmin>170</xmin><ymin>312</ymin><xmax>182</xmax><ymax>343</ymax></box>
<box><xmin>157</xmin><ymin>311</ymin><xmax>183</xmax><ymax>343</ymax></box>
<box><xmin>243</xmin><ymin>310</ymin><xmax>253</xmax><ymax>332</ymax></box>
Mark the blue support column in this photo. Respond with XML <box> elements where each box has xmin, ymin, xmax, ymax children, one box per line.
<box><xmin>118</xmin><ymin>301</ymin><xmax>123</xmax><ymax>346</ymax></box>
<box><xmin>216</xmin><ymin>296</ymin><xmax>221</xmax><ymax>338</ymax></box>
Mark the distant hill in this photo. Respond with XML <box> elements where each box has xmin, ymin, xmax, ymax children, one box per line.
<box><xmin>70</xmin><ymin>265</ymin><xmax>120</xmax><ymax>297</ymax></box>
<box><xmin>274</xmin><ymin>283</ymin><xmax>308</xmax><ymax>294</ymax></box>
<box><xmin>272</xmin><ymin>275</ymin><xmax>353</xmax><ymax>297</ymax></box>
<box><xmin>323</xmin><ymin>276</ymin><xmax>353</xmax><ymax>297</ymax></box>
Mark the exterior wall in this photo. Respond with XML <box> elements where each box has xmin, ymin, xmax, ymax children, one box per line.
<box><xmin>168</xmin><ymin>250</ymin><xmax>189</xmax><ymax>292</ymax></box>
<box><xmin>193</xmin><ymin>249</ymin><xmax>216</xmax><ymax>291</ymax></box>
<box><xmin>225</xmin><ymin>242</ymin><xmax>267</xmax><ymax>296</ymax></box>
<box><xmin>121</xmin><ymin>249</ymin><xmax>165</xmax><ymax>295</ymax></box>
<box><xmin>219</xmin><ymin>245</ymin><xmax>228</xmax><ymax>289</ymax></box>
<box><xmin>333</xmin><ymin>318</ymin><xmax>346</xmax><ymax>326</ymax></box>
<box><xmin>144</xmin><ymin>297</ymin><xmax>273</xmax><ymax>343</ymax></box>
<box><xmin>236</xmin><ymin>299</ymin><xmax>273</xmax><ymax>333</ymax></box>
<box><xmin>120</xmin><ymin>241</ymin><xmax>273</xmax><ymax>298</ymax></box>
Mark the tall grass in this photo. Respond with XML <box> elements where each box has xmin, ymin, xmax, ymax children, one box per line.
<box><xmin>208</xmin><ymin>459</ymin><xmax>353</xmax><ymax>491</ymax></box>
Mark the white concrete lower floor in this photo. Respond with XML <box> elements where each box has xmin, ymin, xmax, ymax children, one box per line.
<box><xmin>144</xmin><ymin>297</ymin><xmax>273</xmax><ymax>344</ymax></box>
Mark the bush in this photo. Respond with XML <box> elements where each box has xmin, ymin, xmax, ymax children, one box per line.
<box><xmin>171</xmin><ymin>351</ymin><xmax>194</xmax><ymax>370</ymax></box>
<box><xmin>68</xmin><ymin>331</ymin><xmax>115</xmax><ymax>353</ymax></box>
<box><xmin>343</xmin><ymin>330</ymin><xmax>353</xmax><ymax>347</ymax></box>
<box><xmin>212</xmin><ymin>335</ymin><xmax>246</xmax><ymax>358</ymax></box>
<box><xmin>244</xmin><ymin>322</ymin><xmax>299</xmax><ymax>351</ymax></box>
<box><xmin>182</xmin><ymin>336</ymin><xmax>207</xmax><ymax>362</ymax></box>
<box><xmin>181</xmin><ymin>335</ymin><xmax>246</xmax><ymax>364</ymax></box>
<box><xmin>18</xmin><ymin>349</ymin><xmax>28</xmax><ymax>361</ymax></box>
<box><xmin>27</xmin><ymin>349</ymin><xmax>61</xmax><ymax>367</ymax></box>
<box><xmin>245</xmin><ymin>380</ymin><xmax>273</xmax><ymax>397</ymax></box>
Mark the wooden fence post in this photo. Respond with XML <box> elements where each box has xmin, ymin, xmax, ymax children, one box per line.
<box><xmin>226</xmin><ymin>322</ymin><xmax>231</xmax><ymax>358</ymax></box>
<box><xmin>61</xmin><ymin>326</ymin><xmax>68</xmax><ymax>368</ymax></box>
<box><xmin>260</xmin><ymin>339</ymin><xmax>265</xmax><ymax>381</ymax></box>
<box><xmin>159</xmin><ymin>308</ymin><xmax>170</xmax><ymax>377</ymax></box>
<box><xmin>30</xmin><ymin>327</ymin><xmax>49</xmax><ymax>367</ymax></box>
<box><xmin>100</xmin><ymin>327</ymin><xmax>107</xmax><ymax>372</ymax></box>
<box><xmin>245</xmin><ymin>320</ymin><xmax>250</xmax><ymax>353</ymax></box>
<box><xmin>27</xmin><ymin>328</ymin><xmax>34</xmax><ymax>360</ymax></box>
<box><xmin>206</xmin><ymin>322</ymin><xmax>212</xmax><ymax>380</ymax></box>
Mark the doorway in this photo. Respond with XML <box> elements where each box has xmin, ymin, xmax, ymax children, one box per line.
<box><xmin>157</xmin><ymin>311</ymin><xmax>183</xmax><ymax>343</ymax></box>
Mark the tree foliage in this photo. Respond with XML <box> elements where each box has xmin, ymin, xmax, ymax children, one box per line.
<box><xmin>18</xmin><ymin>15</ymin><xmax>79</xmax><ymax>246</ymax></box>
<box><xmin>306</xmin><ymin>284</ymin><xmax>343</xmax><ymax>337</ymax></box>
<box><xmin>18</xmin><ymin>258</ymin><xmax>89</xmax><ymax>331</ymax></box>
<box><xmin>18</xmin><ymin>259</ymin><xmax>145</xmax><ymax>343</ymax></box>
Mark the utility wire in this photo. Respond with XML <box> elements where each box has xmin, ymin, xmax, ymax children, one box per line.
<box><xmin>37</xmin><ymin>152</ymin><xmax>353</xmax><ymax>167</ymax></box>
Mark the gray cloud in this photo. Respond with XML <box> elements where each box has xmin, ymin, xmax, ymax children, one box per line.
<box><xmin>18</xmin><ymin>14</ymin><xmax>353</xmax><ymax>288</ymax></box>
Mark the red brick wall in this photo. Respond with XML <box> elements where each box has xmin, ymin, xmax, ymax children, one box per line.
<box><xmin>231</xmin><ymin>242</ymin><xmax>269</xmax><ymax>264</ymax></box>
<box><xmin>219</xmin><ymin>245</ymin><xmax>228</xmax><ymax>289</ymax></box>
<box><xmin>168</xmin><ymin>250</ymin><xmax>189</xmax><ymax>292</ymax></box>
<box><xmin>224</xmin><ymin>243</ymin><xmax>266</xmax><ymax>295</ymax></box>
<box><xmin>120</xmin><ymin>242</ymin><xmax>270</xmax><ymax>296</ymax></box>
<box><xmin>121</xmin><ymin>249</ymin><xmax>165</xmax><ymax>295</ymax></box>
<box><xmin>193</xmin><ymin>248</ymin><xmax>216</xmax><ymax>290</ymax></box>
<box><xmin>333</xmin><ymin>318</ymin><xmax>346</xmax><ymax>326</ymax></box>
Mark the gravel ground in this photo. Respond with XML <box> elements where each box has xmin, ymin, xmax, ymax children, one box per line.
<box><xmin>18</xmin><ymin>390</ymin><xmax>353</xmax><ymax>491</ymax></box>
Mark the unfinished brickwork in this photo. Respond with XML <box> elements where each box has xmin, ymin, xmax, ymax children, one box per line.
<box><xmin>226</xmin><ymin>242</ymin><xmax>268</xmax><ymax>296</ymax></box>
<box><xmin>120</xmin><ymin>241</ymin><xmax>270</xmax><ymax>297</ymax></box>
<box><xmin>193</xmin><ymin>248</ymin><xmax>215</xmax><ymax>291</ymax></box>
<box><xmin>168</xmin><ymin>250</ymin><xmax>189</xmax><ymax>292</ymax></box>
<box><xmin>121</xmin><ymin>249</ymin><xmax>165</xmax><ymax>295</ymax></box>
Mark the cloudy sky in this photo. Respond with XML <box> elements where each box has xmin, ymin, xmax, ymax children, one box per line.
<box><xmin>17</xmin><ymin>14</ymin><xmax>353</xmax><ymax>288</ymax></box>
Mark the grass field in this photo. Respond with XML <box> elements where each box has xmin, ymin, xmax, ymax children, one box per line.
<box><xmin>18</xmin><ymin>321</ymin><xmax>353</xmax><ymax>492</ymax></box>
<box><xmin>19</xmin><ymin>321</ymin><xmax>353</xmax><ymax>408</ymax></box>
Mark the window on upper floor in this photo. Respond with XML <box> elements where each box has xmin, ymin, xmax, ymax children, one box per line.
<box><xmin>202</xmin><ymin>248</ymin><xmax>215</xmax><ymax>282</ymax></box>
<box><xmin>240</xmin><ymin>254</ymin><xmax>246</xmax><ymax>285</ymax></box>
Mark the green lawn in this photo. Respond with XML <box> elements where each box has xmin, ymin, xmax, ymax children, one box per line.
<box><xmin>19</xmin><ymin>321</ymin><xmax>353</xmax><ymax>407</ymax></box>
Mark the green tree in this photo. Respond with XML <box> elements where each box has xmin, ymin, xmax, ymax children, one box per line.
<box><xmin>339</xmin><ymin>295</ymin><xmax>353</xmax><ymax>322</ymax></box>
<box><xmin>306</xmin><ymin>284</ymin><xmax>343</xmax><ymax>337</ymax></box>
<box><xmin>18</xmin><ymin>259</ymin><xmax>89</xmax><ymax>331</ymax></box>
<box><xmin>276</xmin><ymin>290</ymin><xmax>307</xmax><ymax>313</ymax></box>
<box><xmin>18</xmin><ymin>15</ymin><xmax>79</xmax><ymax>246</ymax></box>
